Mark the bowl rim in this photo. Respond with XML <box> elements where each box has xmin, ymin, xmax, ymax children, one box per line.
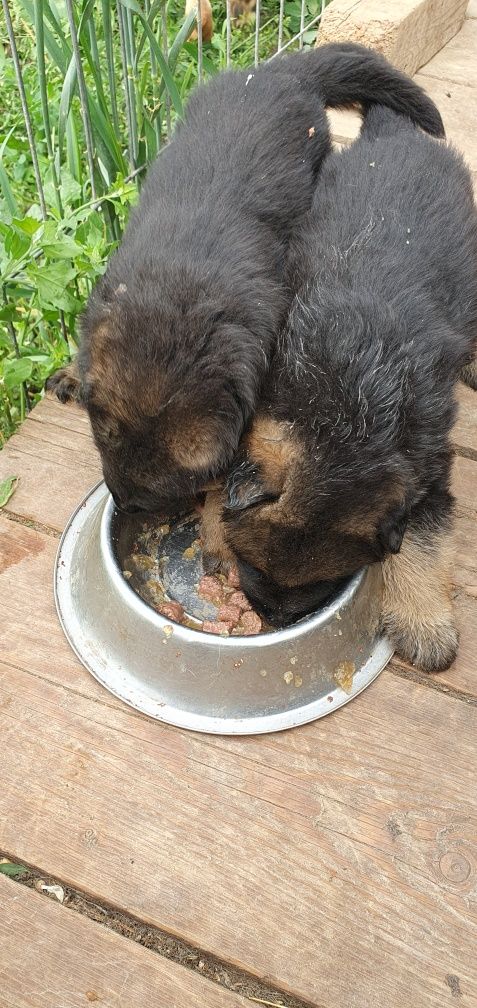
<box><xmin>100</xmin><ymin>491</ymin><xmax>367</xmax><ymax>649</ymax></box>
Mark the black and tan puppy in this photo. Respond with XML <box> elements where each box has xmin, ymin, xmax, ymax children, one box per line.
<box><xmin>48</xmin><ymin>46</ymin><xmax>444</xmax><ymax>514</ymax></box>
<box><xmin>216</xmin><ymin>105</ymin><xmax>477</xmax><ymax>671</ymax></box>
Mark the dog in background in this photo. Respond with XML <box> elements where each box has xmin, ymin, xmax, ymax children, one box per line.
<box><xmin>185</xmin><ymin>0</ymin><xmax>256</xmax><ymax>43</ymax></box>
<box><xmin>47</xmin><ymin>47</ymin><xmax>443</xmax><ymax>520</ymax></box>
<box><xmin>210</xmin><ymin>105</ymin><xmax>477</xmax><ymax>672</ymax></box>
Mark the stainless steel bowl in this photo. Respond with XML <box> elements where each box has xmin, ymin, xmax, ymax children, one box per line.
<box><xmin>54</xmin><ymin>482</ymin><xmax>393</xmax><ymax>734</ymax></box>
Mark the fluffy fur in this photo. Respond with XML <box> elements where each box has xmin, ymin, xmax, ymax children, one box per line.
<box><xmin>219</xmin><ymin>106</ymin><xmax>477</xmax><ymax>670</ymax></box>
<box><xmin>47</xmin><ymin>46</ymin><xmax>444</xmax><ymax>514</ymax></box>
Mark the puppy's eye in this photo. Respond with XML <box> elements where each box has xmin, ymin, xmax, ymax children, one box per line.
<box><xmin>225</xmin><ymin>459</ymin><xmax>279</xmax><ymax>514</ymax></box>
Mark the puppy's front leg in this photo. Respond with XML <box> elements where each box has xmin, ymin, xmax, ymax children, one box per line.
<box><xmin>381</xmin><ymin>506</ymin><xmax>458</xmax><ymax>673</ymax></box>
<box><xmin>200</xmin><ymin>487</ymin><xmax>235</xmax><ymax>575</ymax></box>
<box><xmin>45</xmin><ymin>360</ymin><xmax>82</xmax><ymax>404</ymax></box>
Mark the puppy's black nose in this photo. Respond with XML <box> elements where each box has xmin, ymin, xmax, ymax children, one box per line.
<box><xmin>111</xmin><ymin>492</ymin><xmax>142</xmax><ymax>514</ymax></box>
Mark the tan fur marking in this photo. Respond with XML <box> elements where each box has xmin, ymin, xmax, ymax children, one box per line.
<box><xmin>381</xmin><ymin>528</ymin><xmax>458</xmax><ymax>672</ymax></box>
<box><xmin>246</xmin><ymin>417</ymin><xmax>301</xmax><ymax>495</ymax></box>
<box><xmin>168</xmin><ymin>417</ymin><xmax>219</xmax><ymax>472</ymax></box>
<box><xmin>200</xmin><ymin>487</ymin><xmax>234</xmax><ymax>571</ymax></box>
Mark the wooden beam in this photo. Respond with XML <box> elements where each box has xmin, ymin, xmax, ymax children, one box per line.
<box><xmin>317</xmin><ymin>0</ymin><xmax>468</xmax><ymax>75</ymax></box>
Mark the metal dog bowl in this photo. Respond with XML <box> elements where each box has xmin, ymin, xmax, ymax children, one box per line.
<box><xmin>54</xmin><ymin>482</ymin><xmax>393</xmax><ymax>735</ymax></box>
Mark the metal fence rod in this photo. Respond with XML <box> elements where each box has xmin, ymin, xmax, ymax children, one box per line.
<box><xmin>268</xmin><ymin>12</ymin><xmax>323</xmax><ymax>60</ymax></box>
<box><xmin>196</xmin><ymin>0</ymin><xmax>203</xmax><ymax>82</ymax></box>
<box><xmin>161</xmin><ymin>1</ymin><xmax>171</xmax><ymax>136</ymax></box>
<box><xmin>254</xmin><ymin>0</ymin><xmax>261</xmax><ymax>66</ymax></box>
<box><xmin>277</xmin><ymin>0</ymin><xmax>286</xmax><ymax>52</ymax></box>
<box><xmin>2</xmin><ymin>0</ymin><xmax>47</xmax><ymax>219</ymax></box>
<box><xmin>299</xmin><ymin>0</ymin><xmax>306</xmax><ymax>49</ymax></box>
<box><xmin>64</xmin><ymin>0</ymin><xmax>97</xmax><ymax>200</ymax></box>
<box><xmin>225</xmin><ymin>0</ymin><xmax>231</xmax><ymax>68</ymax></box>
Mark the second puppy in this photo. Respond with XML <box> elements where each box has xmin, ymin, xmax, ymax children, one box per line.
<box><xmin>210</xmin><ymin>105</ymin><xmax>477</xmax><ymax>671</ymax></box>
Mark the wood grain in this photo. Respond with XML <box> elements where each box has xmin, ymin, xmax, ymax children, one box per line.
<box><xmin>414</xmin><ymin>74</ymin><xmax>477</xmax><ymax>172</ymax></box>
<box><xmin>0</xmin><ymin>874</ymin><xmax>249</xmax><ymax>1008</ymax></box>
<box><xmin>317</xmin><ymin>0</ymin><xmax>468</xmax><ymax>75</ymax></box>
<box><xmin>0</xmin><ymin>659</ymin><xmax>476</xmax><ymax>1008</ymax></box>
<box><xmin>421</xmin><ymin>16</ymin><xmax>477</xmax><ymax>86</ymax></box>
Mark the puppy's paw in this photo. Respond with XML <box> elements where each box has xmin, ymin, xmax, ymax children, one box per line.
<box><xmin>202</xmin><ymin>549</ymin><xmax>229</xmax><ymax>576</ymax></box>
<box><xmin>461</xmin><ymin>358</ymin><xmax>477</xmax><ymax>391</ymax></box>
<box><xmin>382</xmin><ymin>611</ymin><xmax>459</xmax><ymax>672</ymax></box>
<box><xmin>46</xmin><ymin>365</ymin><xmax>82</xmax><ymax>405</ymax></box>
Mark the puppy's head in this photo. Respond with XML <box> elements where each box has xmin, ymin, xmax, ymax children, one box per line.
<box><xmin>221</xmin><ymin>414</ymin><xmax>410</xmax><ymax>625</ymax></box>
<box><xmin>78</xmin><ymin>279</ymin><xmax>262</xmax><ymax>514</ymax></box>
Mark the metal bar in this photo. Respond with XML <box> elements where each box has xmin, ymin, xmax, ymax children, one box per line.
<box><xmin>196</xmin><ymin>0</ymin><xmax>203</xmax><ymax>82</ymax></box>
<box><xmin>64</xmin><ymin>0</ymin><xmax>97</xmax><ymax>200</ymax></box>
<box><xmin>254</xmin><ymin>0</ymin><xmax>261</xmax><ymax>66</ymax></box>
<box><xmin>1</xmin><ymin>0</ymin><xmax>47</xmax><ymax>218</ymax></box>
<box><xmin>101</xmin><ymin>0</ymin><xmax>120</xmax><ymax>135</ymax></box>
<box><xmin>277</xmin><ymin>0</ymin><xmax>286</xmax><ymax>52</ymax></box>
<box><xmin>161</xmin><ymin>1</ymin><xmax>171</xmax><ymax>137</ymax></box>
<box><xmin>34</xmin><ymin>0</ymin><xmax>63</xmax><ymax>216</ymax></box>
<box><xmin>116</xmin><ymin>0</ymin><xmax>135</xmax><ymax>172</ymax></box>
<box><xmin>225</xmin><ymin>0</ymin><xmax>231</xmax><ymax>68</ymax></box>
<box><xmin>299</xmin><ymin>0</ymin><xmax>306</xmax><ymax>49</ymax></box>
<box><xmin>268</xmin><ymin>12</ymin><xmax>323</xmax><ymax>60</ymax></box>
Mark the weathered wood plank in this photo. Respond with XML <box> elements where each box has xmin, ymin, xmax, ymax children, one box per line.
<box><xmin>453</xmin><ymin>383</ymin><xmax>477</xmax><ymax>460</ymax></box>
<box><xmin>0</xmin><ymin>874</ymin><xmax>249</xmax><ymax>1008</ymax></box>
<box><xmin>421</xmin><ymin>16</ymin><xmax>477</xmax><ymax>87</ymax></box>
<box><xmin>317</xmin><ymin>0</ymin><xmax>468</xmax><ymax>75</ymax></box>
<box><xmin>0</xmin><ymin>660</ymin><xmax>475</xmax><ymax>1008</ymax></box>
<box><xmin>1</xmin><ymin>462</ymin><xmax>476</xmax><ymax>700</ymax></box>
<box><xmin>414</xmin><ymin>75</ymin><xmax>477</xmax><ymax>172</ymax></box>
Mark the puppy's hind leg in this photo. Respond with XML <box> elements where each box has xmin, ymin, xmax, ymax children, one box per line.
<box><xmin>381</xmin><ymin>500</ymin><xmax>458</xmax><ymax>673</ymax></box>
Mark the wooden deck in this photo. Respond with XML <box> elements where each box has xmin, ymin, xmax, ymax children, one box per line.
<box><xmin>1</xmin><ymin>14</ymin><xmax>477</xmax><ymax>1008</ymax></box>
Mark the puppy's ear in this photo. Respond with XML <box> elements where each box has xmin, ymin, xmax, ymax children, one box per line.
<box><xmin>377</xmin><ymin>502</ymin><xmax>408</xmax><ymax>555</ymax></box>
<box><xmin>225</xmin><ymin>460</ymin><xmax>279</xmax><ymax>514</ymax></box>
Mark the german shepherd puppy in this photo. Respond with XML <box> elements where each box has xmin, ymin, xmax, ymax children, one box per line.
<box><xmin>218</xmin><ymin>106</ymin><xmax>477</xmax><ymax>672</ymax></box>
<box><xmin>47</xmin><ymin>47</ymin><xmax>443</xmax><ymax>516</ymax></box>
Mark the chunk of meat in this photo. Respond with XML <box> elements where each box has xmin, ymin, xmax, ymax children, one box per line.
<box><xmin>157</xmin><ymin>601</ymin><xmax>184</xmax><ymax>622</ymax></box>
<box><xmin>229</xmin><ymin>590</ymin><xmax>252</xmax><ymax>612</ymax></box>
<box><xmin>237</xmin><ymin>610</ymin><xmax>262</xmax><ymax>635</ymax></box>
<box><xmin>198</xmin><ymin>574</ymin><xmax>227</xmax><ymax>604</ymax></box>
<box><xmin>217</xmin><ymin>603</ymin><xmax>242</xmax><ymax>626</ymax></box>
<box><xmin>202</xmin><ymin>620</ymin><xmax>231</xmax><ymax>636</ymax></box>
<box><xmin>227</xmin><ymin>566</ymin><xmax>241</xmax><ymax>588</ymax></box>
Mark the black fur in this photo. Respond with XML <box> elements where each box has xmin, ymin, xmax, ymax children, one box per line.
<box><xmin>62</xmin><ymin>46</ymin><xmax>443</xmax><ymax>513</ymax></box>
<box><xmin>223</xmin><ymin>106</ymin><xmax>477</xmax><ymax>625</ymax></box>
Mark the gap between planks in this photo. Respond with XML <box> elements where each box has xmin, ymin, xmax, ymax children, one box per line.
<box><xmin>0</xmin><ymin>866</ymin><xmax>312</xmax><ymax>1008</ymax></box>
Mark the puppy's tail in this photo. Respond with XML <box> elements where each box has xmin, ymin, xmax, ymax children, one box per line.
<box><xmin>282</xmin><ymin>43</ymin><xmax>445</xmax><ymax>138</ymax></box>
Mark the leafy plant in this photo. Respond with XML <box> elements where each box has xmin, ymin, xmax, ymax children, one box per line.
<box><xmin>0</xmin><ymin>0</ymin><xmax>324</xmax><ymax>440</ymax></box>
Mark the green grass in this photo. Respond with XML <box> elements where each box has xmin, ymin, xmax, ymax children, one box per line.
<box><xmin>0</xmin><ymin>0</ymin><xmax>323</xmax><ymax>441</ymax></box>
